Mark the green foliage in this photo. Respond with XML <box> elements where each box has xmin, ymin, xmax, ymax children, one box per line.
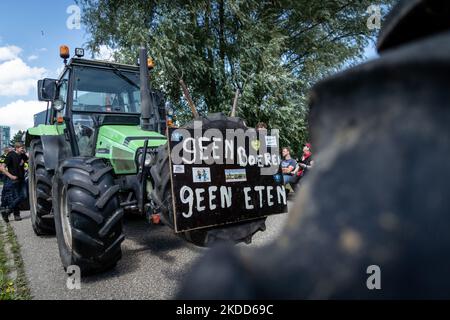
<box><xmin>9</xmin><ymin>130</ymin><xmax>25</xmax><ymax>146</ymax></box>
<box><xmin>76</xmin><ymin>0</ymin><xmax>393</xmax><ymax>156</ymax></box>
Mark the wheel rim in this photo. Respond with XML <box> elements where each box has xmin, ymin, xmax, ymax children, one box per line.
<box><xmin>29</xmin><ymin>156</ymin><xmax>38</xmax><ymax>222</ymax></box>
<box><xmin>60</xmin><ymin>185</ymin><xmax>72</xmax><ymax>251</ymax></box>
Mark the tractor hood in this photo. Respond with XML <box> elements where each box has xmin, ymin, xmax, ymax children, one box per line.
<box><xmin>95</xmin><ymin>125</ymin><xmax>167</xmax><ymax>175</ymax></box>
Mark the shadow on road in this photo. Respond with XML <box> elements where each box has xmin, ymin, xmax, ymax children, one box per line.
<box><xmin>11</xmin><ymin>206</ymin><xmax>287</xmax><ymax>298</ymax></box>
<box><xmin>82</xmin><ymin>215</ymin><xmax>204</xmax><ymax>284</ymax></box>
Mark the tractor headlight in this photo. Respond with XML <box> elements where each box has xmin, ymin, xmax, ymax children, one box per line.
<box><xmin>137</xmin><ymin>150</ymin><xmax>154</xmax><ymax>167</ymax></box>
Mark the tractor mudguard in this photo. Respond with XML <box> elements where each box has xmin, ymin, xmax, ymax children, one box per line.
<box><xmin>40</xmin><ymin>135</ymin><xmax>72</xmax><ymax>171</ymax></box>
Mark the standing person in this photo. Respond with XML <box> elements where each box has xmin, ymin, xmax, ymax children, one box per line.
<box><xmin>0</xmin><ymin>147</ymin><xmax>12</xmax><ymax>221</ymax></box>
<box><xmin>0</xmin><ymin>147</ymin><xmax>10</xmax><ymax>163</ymax></box>
<box><xmin>280</xmin><ymin>147</ymin><xmax>297</xmax><ymax>186</ymax></box>
<box><xmin>0</xmin><ymin>147</ymin><xmax>9</xmax><ymax>181</ymax></box>
<box><xmin>0</xmin><ymin>142</ymin><xmax>28</xmax><ymax>222</ymax></box>
<box><xmin>0</xmin><ymin>147</ymin><xmax>12</xmax><ymax>173</ymax></box>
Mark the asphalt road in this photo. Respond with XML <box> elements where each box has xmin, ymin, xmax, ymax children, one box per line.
<box><xmin>9</xmin><ymin>203</ymin><xmax>290</xmax><ymax>300</ymax></box>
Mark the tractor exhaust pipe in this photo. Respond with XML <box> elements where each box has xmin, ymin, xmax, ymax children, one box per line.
<box><xmin>139</xmin><ymin>47</ymin><xmax>153</xmax><ymax>131</ymax></box>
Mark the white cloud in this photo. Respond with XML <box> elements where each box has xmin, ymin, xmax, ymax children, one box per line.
<box><xmin>55</xmin><ymin>65</ymin><xmax>65</xmax><ymax>77</ymax></box>
<box><xmin>0</xmin><ymin>46</ymin><xmax>47</xmax><ymax>97</ymax></box>
<box><xmin>28</xmin><ymin>54</ymin><xmax>39</xmax><ymax>61</ymax></box>
<box><xmin>95</xmin><ymin>45</ymin><xmax>117</xmax><ymax>62</ymax></box>
<box><xmin>0</xmin><ymin>100</ymin><xmax>48</xmax><ymax>135</ymax></box>
<box><xmin>0</xmin><ymin>45</ymin><xmax>22</xmax><ymax>62</ymax></box>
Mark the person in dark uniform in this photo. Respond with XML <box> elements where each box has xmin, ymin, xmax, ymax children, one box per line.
<box><xmin>0</xmin><ymin>147</ymin><xmax>9</xmax><ymax>162</ymax></box>
<box><xmin>0</xmin><ymin>143</ymin><xmax>28</xmax><ymax>222</ymax></box>
<box><xmin>0</xmin><ymin>147</ymin><xmax>11</xmax><ymax>174</ymax></box>
<box><xmin>0</xmin><ymin>147</ymin><xmax>9</xmax><ymax>181</ymax></box>
<box><xmin>0</xmin><ymin>147</ymin><xmax>12</xmax><ymax>221</ymax></box>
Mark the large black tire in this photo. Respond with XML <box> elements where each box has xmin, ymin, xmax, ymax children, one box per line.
<box><xmin>52</xmin><ymin>157</ymin><xmax>124</xmax><ymax>275</ymax></box>
<box><xmin>150</xmin><ymin>113</ymin><xmax>266</xmax><ymax>246</ymax></box>
<box><xmin>29</xmin><ymin>139</ymin><xmax>55</xmax><ymax>235</ymax></box>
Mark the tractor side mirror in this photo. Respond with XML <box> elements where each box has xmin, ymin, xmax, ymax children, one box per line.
<box><xmin>37</xmin><ymin>78</ymin><xmax>57</xmax><ymax>101</ymax></box>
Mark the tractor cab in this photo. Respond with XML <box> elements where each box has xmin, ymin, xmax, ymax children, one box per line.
<box><xmin>36</xmin><ymin>46</ymin><xmax>166</xmax><ymax>159</ymax></box>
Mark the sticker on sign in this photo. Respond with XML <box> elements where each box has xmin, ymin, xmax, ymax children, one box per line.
<box><xmin>173</xmin><ymin>165</ymin><xmax>185</xmax><ymax>174</ymax></box>
<box><xmin>265</xmin><ymin>135</ymin><xmax>277</xmax><ymax>147</ymax></box>
<box><xmin>192</xmin><ymin>167</ymin><xmax>211</xmax><ymax>183</ymax></box>
<box><xmin>225</xmin><ymin>168</ymin><xmax>247</xmax><ymax>182</ymax></box>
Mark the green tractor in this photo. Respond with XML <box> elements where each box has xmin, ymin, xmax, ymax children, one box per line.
<box><xmin>26</xmin><ymin>46</ymin><xmax>285</xmax><ymax>275</ymax></box>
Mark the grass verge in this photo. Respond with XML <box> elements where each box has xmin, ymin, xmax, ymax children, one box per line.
<box><xmin>0</xmin><ymin>221</ymin><xmax>32</xmax><ymax>300</ymax></box>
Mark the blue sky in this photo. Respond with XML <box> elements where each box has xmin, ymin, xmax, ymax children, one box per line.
<box><xmin>0</xmin><ymin>0</ymin><xmax>90</xmax><ymax>133</ymax></box>
<box><xmin>0</xmin><ymin>1</ymin><xmax>379</xmax><ymax>134</ymax></box>
<box><xmin>0</xmin><ymin>0</ymin><xmax>87</xmax><ymax>100</ymax></box>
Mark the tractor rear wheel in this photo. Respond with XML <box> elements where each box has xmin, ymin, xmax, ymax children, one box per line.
<box><xmin>29</xmin><ymin>139</ymin><xmax>55</xmax><ymax>235</ymax></box>
<box><xmin>52</xmin><ymin>157</ymin><xmax>124</xmax><ymax>275</ymax></box>
<box><xmin>150</xmin><ymin>113</ymin><xmax>266</xmax><ymax>247</ymax></box>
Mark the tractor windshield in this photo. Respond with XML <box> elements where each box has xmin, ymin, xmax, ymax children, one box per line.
<box><xmin>72</xmin><ymin>66</ymin><xmax>141</xmax><ymax>114</ymax></box>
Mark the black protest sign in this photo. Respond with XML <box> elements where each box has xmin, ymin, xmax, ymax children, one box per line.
<box><xmin>168</xmin><ymin>127</ymin><xmax>287</xmax><ymax>233</ymax></box>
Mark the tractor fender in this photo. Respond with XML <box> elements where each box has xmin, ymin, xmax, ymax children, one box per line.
<box><xmin>28</xmin><ymin>134</ymin><xmax>71</xmax><ymax>172</ymax></box>
<box><xmin>26</xmin><ymin>124</ymin><xmax>71</xmax><ymax>171</ymax></box>
<box><xmin>26</xmin><ymin>125</ymin><xmax>60</xmax><ymax>147</ymax></box>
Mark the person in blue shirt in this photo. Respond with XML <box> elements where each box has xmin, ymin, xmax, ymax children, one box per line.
<box><xmin>281</xmin><ymin>147</ymin><xmax>297</xmax><ymax>185</ymax></box>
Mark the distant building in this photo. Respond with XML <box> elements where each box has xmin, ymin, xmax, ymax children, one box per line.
<box><xmin>0</xmin><ymin>126</ymin><xmax>11</xmax><ymax>151</ymax></box>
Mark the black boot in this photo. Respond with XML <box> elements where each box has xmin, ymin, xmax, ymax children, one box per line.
<box><xmin>1</xmin><ymin>208</ymin><xmax>11</xmax><ymax>223</ymax></box>
<box><xmin>13</xmin><ymin>209</ymin><xmax>22</xmax><ymax>221</ymax></box>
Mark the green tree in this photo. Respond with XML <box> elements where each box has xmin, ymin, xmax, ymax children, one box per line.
<box><xmin>77</xmin><ymin>0</ymin><xmax>393</xmax><ymax>156</ymax></box>
<box><xmin>10</xmin><ymin>130</ymin><xmax>25</xmax><ymax>146</ymax></box>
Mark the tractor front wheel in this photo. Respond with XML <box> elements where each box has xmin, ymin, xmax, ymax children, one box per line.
<box><xmin>29</xmin><ymin>139</ymin><xmax>55</xmax><ymax>235</ymax></box>
<box><xmin>52</xmin><ymin>157</ymin><xmax>124</xmax><ymax>275</ymax></box>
